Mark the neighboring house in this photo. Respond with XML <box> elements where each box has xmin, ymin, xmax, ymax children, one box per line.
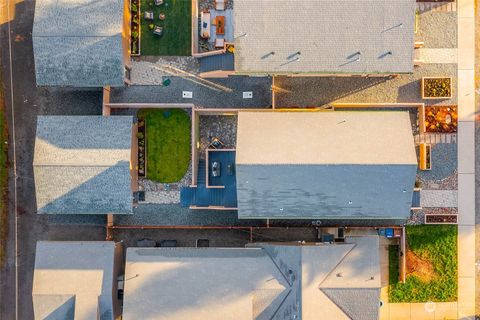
<box><xmin>32</xmin><ymin>241</ymin><xmax>123</xmax><ymax>320</ymax></box>
<box><xmin>122</xmin><ymin>236</ymin><xmax>381</xmax><ymax>320</ymax></box>
<box><xmin>32</xmin><ymin>0</ymin><xmax>129</xmax><ymax>87</ymax></box>
<box><xmin>234</xmin><ymin>111</ymin><xmax>417</xmax><ymax>219</ymax></box>
<box><xmin>33</xmin><ymin>116</ymin><xmax>136</xmax><ymax>214</ymax></box>
<box><xmin>198</xmin><ymin>0</ymin><xmax>415</xmax><ymax>77</ymax></box>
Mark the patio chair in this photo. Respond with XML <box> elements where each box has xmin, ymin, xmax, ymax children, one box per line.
<box><xmin>215</xmin><ymin>0</ymin><xmax>225</xmax><ymax>10</ymax></box>
<box><xmin>144</xmin><ymin>11</ymin><xmax>154</xmax><ymax>20</ymax></box>
<box><xmin>153</xmin><ymin>25</ymin><xmax>164</xmax><ymax>36</ymax></box>
<box><xmin>154</xmin><ymin>0</ymin><xmax>164</xmax><ymax>5</ymax></box>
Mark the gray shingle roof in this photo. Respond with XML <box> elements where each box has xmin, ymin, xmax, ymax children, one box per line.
<box><xmin>122</xmin><ymin>236</ymin><xmax>381</xmax><ymax>320</ymax></box>
<box><xmin>34</xmin><ymin>116</ymin><xmax>133</xmax><ymax>214</ymax></box>
<box><xmin>235</xmin><ymin>111</ymin><xmax>417</xmax><ymax>219</ymax></box>
<box><xmin>234</xmin><ymin>0</ymin><xmax>415</xmax><ymax>74</ymax></box>
<box><xmin>33</xmin><ymin>0</ymin><xmax>125</xmax><ymax>87</ymax></box>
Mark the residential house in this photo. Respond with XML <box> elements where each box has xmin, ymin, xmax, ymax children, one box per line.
<box><xmin>32</xmin><ymin>0</ymin><xmax>130</xmax><ymax>87</ymax></box>
<box><xmin>33</xmin><ymin>116</ymin><xmax>136</xmax><ymax>214</ymax></box>
<box><xmin>122</xmin><ymin>236</ymin><xmax>381</xmax><ymax>320</ymax></box>
<box><xmin>198</xmin><ymin>0</ymin><xmax>415</xmax><ymax>77</ymax></box>
<box><xmin>235</xmin><ymin>111</ymin><xmax>417</xmax><ymax>219</ymax></box>
<box><xmin>32</xmin><ymin>241</ymin><xmax>123</xmax><ymax>320</ymax></box>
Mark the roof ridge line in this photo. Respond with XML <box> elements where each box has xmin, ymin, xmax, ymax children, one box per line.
<box><xmin>268</xmin><ymin>288</ymin><xmax>292</xmax><ymax>320</ymax></box>
<box><xmin>317</xmin><ymin>243</ymin><xmax>356</xmax><ymax>288</ymax></box>
<box><xmin>262</xmin><ymin>247</ymin><xmax>294</xmax><ymax>287</ymax></box>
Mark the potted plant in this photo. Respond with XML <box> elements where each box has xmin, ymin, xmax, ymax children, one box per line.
<box><xmin>421</xmin><ymin>77</ymin><xmax>452</xmax><ymax>99</ymax></box>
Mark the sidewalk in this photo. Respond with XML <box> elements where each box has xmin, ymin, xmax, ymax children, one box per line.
<box><xmin>456</xmin><ymin>0</ymin><xmax>476</xmax><ymax>318</ymax></box>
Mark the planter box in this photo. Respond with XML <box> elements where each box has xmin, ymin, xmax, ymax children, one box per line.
<box><xmin>424</xmin><ymin>105</ymin><xmax>457</xmax><ymax>133</ymax></box>
<box><xmin>421</xmin><ymin>77</ymin><xmax>452</xmax><ymax>99</ymax></box>
<box><xmin>424</xmin><ymin>214</ymin><xmax>457</xmax><ymax>225</ymax></box>
<box><xmin>137</xmin><ymin>119</ymin><xmax>146</xmax><ymax>177</ymax></box>
<box><xmin>130</xmin><ymin>0</ymin><xmax>141</xmax><ymax>56</ymax></box>
<box><xmin>419</xmin><ymin>143</ymin><xmax>431</xmax><ymax>170</ymax></box>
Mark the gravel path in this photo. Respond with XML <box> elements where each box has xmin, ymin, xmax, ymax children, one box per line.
<box><xmin>274</xmin><ymin>64</ymin><xmax>457</xmax><ymax>107</ymax></box>
<box><xmin>417</xmin><ymin>143</ymin><xmax>458</xmax><ymax>189</ymax></box>
<box><xmin>415</xmin><ymin>11</ymin><xmax>457</xmax><ymax>48</ymax></box>
<box><xmin>111</xmin><ymin>76</ymin><xmax>272</xmax><ymax>108</ymax></box>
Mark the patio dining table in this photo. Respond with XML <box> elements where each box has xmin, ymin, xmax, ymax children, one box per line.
<box><xmin>215</xmin><ymin>16</ymin><xmax>225</xmax><ymax>35</ymax></box>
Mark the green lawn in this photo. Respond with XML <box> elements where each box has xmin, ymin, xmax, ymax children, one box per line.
<box><xmin>389</xmin><ymin>225</ymin><xmax>457</xmax><ymax>303</ymax></box>
<box><xmin>0</xmin><ymin>66</ymin><xmax>8</xmax><ymax>266</ymax></box>
<box><xmin>140</xmin><ymin>0</ymin><xmax>192</xmax><ymax>56</ymax></box>
<box><xmin>139</xmin><ymin>109</ymin><xmax>190</xmax><ymax>183</ymax></box>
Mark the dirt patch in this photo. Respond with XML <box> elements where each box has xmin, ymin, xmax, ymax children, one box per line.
<box><xmin>406</xmin><ymin>249</ymin><xmax>436</xmax><ymax>282</ymax></box>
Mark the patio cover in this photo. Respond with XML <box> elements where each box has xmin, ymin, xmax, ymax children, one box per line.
<box><xmin>234</xmin><ymin>0</ymin><xmax>415</xmax><ymax>74</ymax></box>
<box><xmin>32</xmin><ymin>0</ymin><xmax>125</xmax><ymax>86</ymax></box>
<box><xmin>235</xmin><ymin>111</ymin><xmax>418</xmax><ymax>219</ymax></box>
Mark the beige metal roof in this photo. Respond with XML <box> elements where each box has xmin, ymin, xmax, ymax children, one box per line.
<box><xmin>122</xmin><ymin>248</ymin><xmax>289</xmax><ymax>320</ymax></box>
<box><xmin>32</xmin><ymin>241</ymin><xmax>116</xmax><ymax>320</ymax></box>
<box><xmin>236</xmin><ymin>111</ymin><xmax>417</xmax><ymax>165</ymax></box>
<box><xmin>234</xmin><ymin>0</ymin><xmax>415</xmax><ymax>74</ymax></box>
<box><xmin>122</xmin><ymin>237</ymin><xmax>381</xmax><ymax>320</ymax></box>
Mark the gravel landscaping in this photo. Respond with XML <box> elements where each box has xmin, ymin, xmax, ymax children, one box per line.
<box><xmin>115</xmin><ymin>203</ymin><xmax>259</xmax><ymax>226</ymax></box>
<box><xmin>417</xmin><ymin>143</ymin><xmax>457</xmax><ymax>189</ymax></box>
<box><xmin>415</xmin><ymin>11</ymin><xmax>457</xmax><ymax>48</ymax></box>
<box><xmin>199</xmin><ymin>0</ymin><xmax>233</xmax><ymax>11</ymax></box>
<box><xmin>274</xmin><ymin>64</ymin><xmax>457</xmax><ymax>108</ymax></box>
<box><xmin>199</xmin><ymin>115</ymin><xmax>237</xmax><ymax>157</ymax></box>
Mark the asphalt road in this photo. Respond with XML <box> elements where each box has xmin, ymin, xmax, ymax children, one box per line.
<box><xmin>0</xmin><ymin>1</ymin><xmax>107</xmax><ymax>319</ymax></box>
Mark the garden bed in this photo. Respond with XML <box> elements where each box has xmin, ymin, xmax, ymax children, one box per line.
<box><xmin>389</xmin><ymin>225</ymin><xmax>457</xmax><ymax>302</ymax></box>
<box><xmin>137</xmin><ymin>118</ymin><xmax>146</xmax><ymax>177</ymax></box>
<box><xmin>425</xmin><ymin>106</ymin><xmax>457</xmax><ymax>133</ymax></box>
<box><xmin>421</xmin><ymin>77</ymin><xmax>452</xmax><ymax>99</ymax></box>
<box><xmin>130</xmin><ymin>0</ymin><xmax>141</xmax><ymax>55</ymax></box>
<box><xmin>425</xmin><ymin>214</ymin><xmax>457</xmax><ymax>224</ymax></box>
<box><xmin>137</xmin><ymin>109</ymin><xmax>191</xmax><ymax>183</ymax></box>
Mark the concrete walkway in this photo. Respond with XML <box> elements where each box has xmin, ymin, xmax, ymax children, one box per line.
<box><xmin>456</xmin><ymin>0</ymin><xmax>476</xmax><ymax>318</ymax></box>
<box><xmin>415</xmin><ymin>48</ymin><xmax>458</xmax><ymax>64</ymax></box>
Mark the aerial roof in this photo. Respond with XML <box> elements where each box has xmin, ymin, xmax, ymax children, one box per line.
<box><xmin>237</xmin><ymin>111</ymin><xmax>417</xmax><ymax>165</ymax></box>
<box><xmin>34</xmin><ymin>116</ymin><xmax>133</xmax><ymax>214</ymax></box>
<box><xmin>234</xmin><ymin>0</ymin><xmax>415</xmax><ymax>74</ymax></box>
<box><xmin>32</xmin><ymin>0</ymin><xmax>125</xmax><ymax>87</ymax></box>
<box><xmin>122</xmin><ymin>237</ymin><xmax>380</xmax><ymax>320</ymax></box>
<box><xmin>235</xmin><ymin>111</ymin><xmax>417</xmax><ymax>219</ymax></box>
<box><xmin>33</xmin><ymin>241</ymin><xmax>116</xmax><ymax>320</ymax></box>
